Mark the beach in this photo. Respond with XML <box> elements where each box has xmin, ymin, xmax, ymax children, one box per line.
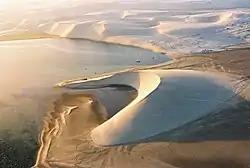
<box><xmin>0</xmin><ymin>0</ymin><xmax>250</xmax><ymax>168</ymax></box>
<box><xmin>1</xmin><ymin>47</ymin><xmax>250</xmax><ymax>168</ymax></box>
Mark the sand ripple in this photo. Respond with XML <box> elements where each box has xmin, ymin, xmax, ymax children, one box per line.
<box><xmin>1</xmin><ymin>1</ymin><xmax>250</xmax><ymax>56</ymax></box>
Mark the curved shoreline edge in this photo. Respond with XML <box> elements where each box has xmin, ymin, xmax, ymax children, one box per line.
<box><xmin>0</xmin><ymin>33</ymin><xmax>60</xmax><ymax>42</ymax></box>
<box><xmin>32</xmin><ymin>48</ymin><xmax>250</xmax><ymax>168</ymax></box>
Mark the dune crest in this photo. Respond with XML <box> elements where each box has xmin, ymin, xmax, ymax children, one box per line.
<box><xmin>59</xmin><ymin>70</ymin><xmax>242</xmax><ymax>146</ymax></box>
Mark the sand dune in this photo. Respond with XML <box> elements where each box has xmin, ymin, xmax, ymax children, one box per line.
<box><xmin>1</xmin><ymin>1</ymin><xmax>250</xmax><ymax>55</ymax></box>
<box><xmin>32</xmin><ymin>8</ymin><xmax>249</xmax><ymax>56</ymax></box>
<box><xmin>37</xmin><ymin>49</ymin><xmax>250</xmax><ymax>168</ymax></box>
<box><xmin>1</xmin><ymin>1</ymin><xmax>250</xmax><ymax>167</ymax></box>
<box><xmin>40</xmin><ymin>21</ymin><xmax>157</xmax><ymax>38</ymax></box>
<box><xmin>157</xmin><ymin>11</ymin><xmax>234</xmax><ymax>34</ymax></box>
<box><xmin>59</xmin><ymin>70</ymin><xmax>243</xmax><ymax>146</ymax></box>
<box><xmin>0</xmin><ymin>49</ymin><xmax>239</xmax><ymax>168</ymax></box>
<box><xmin>39</xmin><ymin>21</ymin><xmax>105</xmax><ymax>40</ymax></box>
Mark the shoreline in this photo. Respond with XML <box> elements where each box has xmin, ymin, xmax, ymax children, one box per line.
<box><xmin>0</xmin><ymin>33</ymin><xmax>60</xmax><ymax>42</ymax></box>
<box><xmin>1</xmin><ymin>32</ymin><xmax>250</xmax><ymax>61</ymax></box>
<box><xmin>52</xmin><ymin>47</ymin><xmax>250</xmax><ymax>168</ymax></box>
<box><xmin>0</xmin><ymin>34</ymin><xmax>250</xmax><ymax>167</ymax></box>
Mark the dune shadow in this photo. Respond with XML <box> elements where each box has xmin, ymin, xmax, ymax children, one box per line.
<box><xmin>145</xmin><ymin>95</ymin><xmax>250</xmax><ymax>143</ymax></box>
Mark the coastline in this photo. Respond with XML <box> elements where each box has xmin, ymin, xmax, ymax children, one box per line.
<box><xmin>0</xmin><ymin>34</ymin><xmax>250</xmax><ymax>167</ymax></box>
<box><xmin>0</xmin><ymin>33</ymin><xmax>59</xmax><ymax>42</ymax></box>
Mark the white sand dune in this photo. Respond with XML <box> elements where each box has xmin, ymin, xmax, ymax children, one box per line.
<box><xmin>35</xmin><ymin>8</ymin><xmax>249</xmax><ymax>56</ymax></box>
<box><xmin>157</xmin><ymin>11</ymin><xmax>234</xmax><ymax>34</ymax></box>
<box><xmin>1</xmin><ymin>1</ymin><xmax>250</xmax><ymax>167</ymax></box>
<box><xmin>1</xmin><ymin>0</ymin><xmax>250</xmax><ymax>55</ymax></box>
<box><xmin>39</xmin><ymin>21</ymin><xmax>105</xmax><ymax>39</ymax></box>
<box><xmin>60</xmin><ymin>70</ymin><xmax>242</xmax><ymax>146</ymax></box>
<box><xmin>40</xmin><ymin>21</ymin><xmax>158</xmax><ymax>38</ymax></box>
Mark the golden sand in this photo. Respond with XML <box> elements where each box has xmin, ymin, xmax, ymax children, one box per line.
<box><xmin>0</xmin><ymin>33</ymin><xmax>59</xmax><ymax>42</ymax></box>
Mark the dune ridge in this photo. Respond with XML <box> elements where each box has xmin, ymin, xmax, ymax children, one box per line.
<box><xmin>58</xmin><ymin>69</ymin><xmax>243</xmax><ymax>146</ymax></box>
<box><xmin>35</xmin><ymin>9</ymin><xmax>249</xmax><ymax>56</ymax></box>
<box><xmin>1</xmin><ymin>6</ymin><xmax>249</xmax><ymax>56</ymax></box>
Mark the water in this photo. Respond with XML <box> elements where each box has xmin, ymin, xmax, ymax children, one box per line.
<box><xmin>1</xmin><ymin>0</ymin><xmax>250</xmax><ymax>55</ymax></box>
<box><xmin>0</xmin><ymin>0</ymin><xmax>250</xmax><ymax>167</ymax></box>
<box><xmin>0</xmin><ymin>38</ymin><xmax>170</xmax><ymax>97</ymax></box>
<box><xmin>0</xmin><ymin>38</ymin><xmax>169</xmax><ymax>167</ymax></box>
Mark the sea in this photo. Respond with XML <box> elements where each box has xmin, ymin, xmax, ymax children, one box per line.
<box><xmin>0</xmin><ymin>0</ymin><xmax>250</xmax><ymax>167</ymax></box>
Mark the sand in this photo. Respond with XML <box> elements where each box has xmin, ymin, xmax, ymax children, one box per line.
<box><xmin>0</xmin><ymin>32</ymin><xmax>59</xmax><ymax>41</ymax></box>
<box><xmin>0</xmin><ymin>1</ymin><xmax>250</xmax><ymax>167</ymax></box>
<box><xmin>87</xmin><ymin>70</ymin><xmax>241</xmax><ymax>146</ymax></box>
<box><xmin>1</xmin><ymin>0</ymin><xmax>250</xmax><ymax>56</ymax></box>
<box><xmin>0</xmin><ymin>46</ymin><xmax>249</xmax><ymax>168</ymax></box>
<box><xmin>32</xmin><ymin>48</ymin><xmax>250</xmax><ymax>168</ymax></box>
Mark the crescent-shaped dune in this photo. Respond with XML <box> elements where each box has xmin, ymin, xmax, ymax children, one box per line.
<box><xmin>61</xmin><ymin>70</ymin><xmax>241</xmax><ymax>146</ymax></box>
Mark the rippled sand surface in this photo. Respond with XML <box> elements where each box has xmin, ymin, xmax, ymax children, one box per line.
<box><xmin>1</xmin><ymin>48</ymin><xmax>250</xmax><ymax>168</ymax></box>
<box><xmin>36</xmin><ymin>49</ymin><xmax>250</xmax><ymax>168</ymax></box>
<box><xmin>1</xmin><ymin>0</ymin><xmax>250</xmax><ymax>55</ymax></box>
<box><xmin>1</xmin><ymin>1</ymin><xmax>250</xmax><ymax>168</ymax></box>
<box><xmin>0</xmin><ymin>38</ymin><xmax>168</xmax><ymax>168</ymax></box>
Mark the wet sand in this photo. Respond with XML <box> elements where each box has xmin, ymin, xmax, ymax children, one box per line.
<box><xmin>0</xmin><ymin>33</ymin><xmax>59</xmax><ymax>42</ymax></box>
<box><xmin>1</xmin><ymin>1</ymin><xmax>250</xmax><ymax>167</ymax></box>
<box><xmin>35</xmin><ymin>48</ymin><xmax>250</xmax><ymax>168</ymax></box>
<box><xmin>1</xmin><ymin>48</ymin><xmax>250</xmax><ymax>168</ymax></box>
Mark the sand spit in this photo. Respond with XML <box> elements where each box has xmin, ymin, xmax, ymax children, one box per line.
<box><xmin>39</xmin><ymin>48</ymin><xmax>250</xmax><ymax>168</ymax></box>
<box><xmin>0</xmin><ymin>32</ymin><xmax>59</xmax><ymax>42</ymax></box>
<box><xmin>60</xmin><ymin>70</ymin><xmax>242</xmax><ymax>146</ymax></box>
